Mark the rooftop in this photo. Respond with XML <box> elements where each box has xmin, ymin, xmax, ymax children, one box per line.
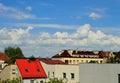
<box><xmin>41</xmin><ymin>59</ymin><xmax>66</xmax><ymax>64</ymax></box>
<box><xmin>16</xmin><ymin>59</ymin><xmax>47</xmax><ymax>79</ymax></box>
<box><xmin>0</xmin><ymin>52</ymin><xmax>9</xmax><ymax>61</ymax></box>
<box><xmin>52</xmin><ymin>50</ymin><xmax>111</xmax><ymax>58</ymax></box>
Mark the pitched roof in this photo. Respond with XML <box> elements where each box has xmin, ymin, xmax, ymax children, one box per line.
<box><xmin>16</xmin><ymin>59</ymin><xmax>47</xmax><ymax>79</ymax></box>
<box><xmin>41</xmin><ymin>59</ymin><xmax>66</xmax><ymax>64</ymax></box>
<box><xmin>72</xmin><ymin>50</ymin><xmax>98</xmax><ymax>55</ymax></box>
<box><xmin>52</xmin><ymin>50</ymin><xmax>72</xmax><ymax>58</ymax></box>
<box><xmin>0</xmin><ymin>52</ymin><xmax>9</xmax><ymax>61</ymax></box>
<box><xmin>98</xmin><ymin>51</ymin><xmax>111</xmax><ymax>58</ymax></box>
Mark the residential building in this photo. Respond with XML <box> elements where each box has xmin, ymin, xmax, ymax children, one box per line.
<box><xmin>0</xmin><ymin>52</ymin><xmax>9</xmax><ymax>72</ymax></box>
<box><xmin>52</xmin><ymin>50</ymin><xmax>109</xmax><ymax>64</ymax></box>
<box><xmin>0</xmin><ymin>65</ymin><xmax>19</xmax><ymax>81</ymax></box>
<box><xmin>0</xmin><ymin>59</ymin><xmax>47</xmax><ymax>83</ymax></box>
<box><xmin>41</xmin><ymin>59</ymin><xmax>80</xmax><ymax>83</ymax></box>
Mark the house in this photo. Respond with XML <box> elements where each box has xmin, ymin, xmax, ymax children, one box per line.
<box><xmin>0</xmin><ymin>52</ymin><xmax>9</xmax><ymax>72</ymax></box>
<box><xmin>16</xmin><ymin>59</ymin><xmax>47</xmax><ymax>83</ymax></box>
<box><xmin>0</xmin><ymin>59</ymin><xmax>47</xmax><ymax>83</ymax></box>
<box><xmin>0</xmin><ymin>65</ymin><xmax>19</xmax><ymax>81</ymax></box>
<box><xmin>52</xmin><ymin>50</ymin><xmax>107</xmax><ymax>64</ymax></box>
<box><xmin>79</xmin><ymin>64</ymin><xmax>120</xmax><ymax>83</ymax></box>
<box><xmin>40</xmin><ymin>59</ymin><xmax>80</xmax><ymax>83</ymax></box>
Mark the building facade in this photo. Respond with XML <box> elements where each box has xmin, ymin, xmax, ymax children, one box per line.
<box><xmin>0</xmin><ymin>65</ymin><xmax>20</xmax><ymax>81</ymax></box>
<box><xmin>0</xmin><ymin>59</ymin><xmax>47</xmax><ymax>83</ymax></box>
<box><xmin>52</xmin><ymin>50</ymin><xmax>111</xmax><ymax>64</ymax></box>
<box><xmin>41</xmin><ymin>59</ymin><xmax>80</xmax><ymax>83</ymax></box>
<box><xmin>79</xmin><ymin>64</ymin><xmax>120</xmax><ymax>83</ymax></box>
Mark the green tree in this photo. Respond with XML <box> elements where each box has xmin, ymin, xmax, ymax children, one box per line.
<box><xmin>47</xmin><ymin>78</ymin><xmax>65</xmax><ymax>83</ymax></box>
<box><xmin>89</xmin><ymin>60</ymin><xmax>98</xmax><ymax>63</ymax></box>
<box><xmin>4</xmin><ymin>46</ymin><xmax>25</xmax><ymax>64</ymax></box>
<box><xmin>106</xmin><ymin>57</ymin><xmax>116</xmax><ymax>63</ymax></box>
<box><xmin>4</xmin><ymin>46</ymin><xmax>24</xmax><ymax>57</ymax></box>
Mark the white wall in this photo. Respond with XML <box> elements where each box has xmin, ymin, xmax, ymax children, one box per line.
<box><xmin>55</xmin><ymin>65</ymin><xmax>80</xmax><ymax>83</ymax></box>
<box><xmin>79</xmin><ymin>64</ymin><xmax>120</xmax><ymax>83</ymax></box>
<box><xmin>23</xmin><ymin>78</ymin><xmax>45</xmax><ymax>83</ymax></box>
<box><xmin>41</xmin><ymin>61</ymin><xmax>80</xmax><ymax>83</ymax></box>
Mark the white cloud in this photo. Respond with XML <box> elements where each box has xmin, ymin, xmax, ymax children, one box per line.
<box><xmin>0</xmin><ymin>3</ymin><xmax>36</xmax><ymax>19</ymax></box>
<box><xmin>89</xmin><ymin>12</ymin><xmax>102</xmax><ymax>20</ymax></box>
<box><xmin>26</xmin><ymin>6</ymin><xmax>32</xmax><ymax>11</ymax></box>
<box><xmin>13</xmin><ymin>23</ymin><xmax>77</xmax><ymax>30</ymax></box>
<box><xmin>0</xmin><ymin>24</ymin><xmax>120</xmax><ymax>57</ymax></box>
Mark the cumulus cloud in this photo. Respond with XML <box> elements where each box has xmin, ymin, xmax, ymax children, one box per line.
<box><xmin>0</xmin><ymin>3</ymin><xmax>36</xmax><ymax>19</ymax></box>
<box><xmin>0</xmin><ymin>24</ymin><xmax>120</xmax><ymax>57</ymax></box>
<box><xmin>89</xmin><ymin>12</ymin><xmax>102</xmax><ymax>20</ymax></box>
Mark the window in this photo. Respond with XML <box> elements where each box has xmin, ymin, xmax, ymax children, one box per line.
<box><xmin>30</xmin><ymin>80</ymin><xmax>34</xmax><ymax>83</ymax></box>
<box><xmin>0</xmin><ymin>64</ymin><xmax>2</xmax><ymax>69</ymax></box>
<box><xmin>65</xmin><ymin>60</ymin><xmax>68</xmax><ymax>64</ymax></box>
<box><xmin>71</xmin><ymin>73</ymin><xmax>75</xmax><ymax>79</ymax></box>
<box><xmin>118</xmin><ymin>74</ymin><xmax>120</xmax><ymax>83</ymax></box>
<box><xmin>63</xmin><ymin>73</ymin><xmax>66</xmax><ymax>78</ymax></box>
<box><xmin>25</xmin><ymin>68</ymin><xmax>28</xmax><ymax>72</ymax></box>
<box><xmin>52</xmin><ymin>72</ymin><xmax>54</xmax><ymax>77</ymax></box>
<box><xmin>40</xmin><ymin>80</ymin><xmax>43</xmax><ymax>83</ymax></box>
<box><xmin>37</xmin><ymin>68</ymin><xmax>40</xmax><ymax>72</ymax></box>
<box><xmin>12</xmin><ymin>69</ymin><xmax>16</xmax><ymax>74</ymax></box>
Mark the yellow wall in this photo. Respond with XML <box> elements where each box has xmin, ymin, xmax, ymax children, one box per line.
<box><xmin>0</xmin><ymin>65</ymin><xmax>21</xmax><ymax>81</ymax></box>
<box><xmin>52</xmin><ymin>58</ymin><xmax>104</xmax><ymax>64</ymax></box>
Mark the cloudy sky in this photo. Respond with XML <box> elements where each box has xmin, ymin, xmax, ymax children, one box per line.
<box><xmin>0</xmin><ymin>0</ymin><xmax>120</xmax><ymax>57</ymax></box>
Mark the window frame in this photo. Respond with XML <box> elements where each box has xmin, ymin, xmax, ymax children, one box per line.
<box><xmin>71</xmin><ymin>73</ymin><xmax>75</xmax><ymax>79</ymax></box>
<box><xmin>30</xmin><ymin>79</ymin><xmax>34</xmax><ymax>83</ymax></box>
<box><xmin>63</xmin><ymin>72</ymin><xmax>66</xmax><ymax>79</ymax></box>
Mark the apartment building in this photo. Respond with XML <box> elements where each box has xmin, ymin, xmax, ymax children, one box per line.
<box><xmin>52</xmin><ymin>50</ymin><xmax>113</xmax><ymax>64</ymax></box>
<box><xmin>41</xmin><ymin>59</ymin><xmax>80</xmax><ymax>83</ymax></box>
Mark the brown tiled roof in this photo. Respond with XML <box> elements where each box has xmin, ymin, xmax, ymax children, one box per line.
<box><xmin>52</xmin><ymin>50</ymin><xmax>72</xmax><ymax>58</ymax></box>
<box><xmin>41</xmin><ymin>59</ymin><xmax>66</xmax><ymax>64</ymax></box>
<box><xmin>98</xmin><ymin>51</ymin><xmax>110</xmax><ymax>58</ymax></box>
<box><xmin>72</xmin><ymin>50</ymin><xmax>98</xmax><ymax>55</ymax></box>
<box><xmin>0</xmin><ymin>52</ymin><xmax>9</xmax><ymax>61</ymax></box>
<box><xmin>52</xmin><ymin>50</ymin><xmax>112</xmax><ymax>58</ymax></box>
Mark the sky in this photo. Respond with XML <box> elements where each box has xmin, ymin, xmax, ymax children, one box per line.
<box><xmin>0</xmin><ymin>0</ymin><xmax>120</xmax><ymax>57</ymax></box>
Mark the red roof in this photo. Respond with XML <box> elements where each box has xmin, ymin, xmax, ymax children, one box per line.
<box><xmin>16</xmin><ymin>59</ymin><xmax>47</xmax><ymax>79</ymax></box>
<box><xmin>0</xmin><ymin>52</ymin><xmax>9</xmax><ymax>61</ymax></box>
<box><xmin>41</xmin><ymin>59</ymin><xmax>66</xmax><ymax>64</ymax></box>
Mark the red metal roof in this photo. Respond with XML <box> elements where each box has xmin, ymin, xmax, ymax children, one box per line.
<box><xmin>16</xmin><ymin>59</ymin><xmax>47</xmax><ymax>79</ymax></box>
<box><xmin>41</xmin><ymin>59</ymin><xmax>66</xmax><ymax>64</ymax></box>
<box><xmin>0</xmin><ymin>52</ymin><xmax>9</xmax><ymax>61</ymax></box>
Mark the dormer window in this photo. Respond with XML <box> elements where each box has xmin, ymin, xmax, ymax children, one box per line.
<box><xmin>37</xmin><ymin>68</ymin><xmax>40</xmax><ymax>72</ymax></box>
<box><xmin>25</xmin><ymin>68</ymin><xmax>28</xmax><ymax>72</ymax></box>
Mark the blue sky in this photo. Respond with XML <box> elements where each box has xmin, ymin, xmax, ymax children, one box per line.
<box><xmin>0</xmin><ymin>0</ymin><xmax>120</xmax><ymax>57</ymax></box>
